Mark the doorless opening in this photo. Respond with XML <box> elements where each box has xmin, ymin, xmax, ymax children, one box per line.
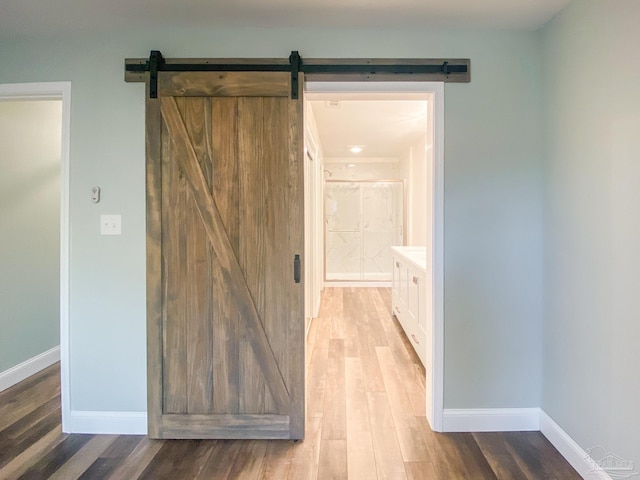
<box><xmin>0</xmin><ymin>82</ymin><xmax>72</xmax><ymax>431</ymax></box>
<box><xmin>305</xmin><ymin>81</ymin><xmax>445</xmax><ymax>431</ymax></box>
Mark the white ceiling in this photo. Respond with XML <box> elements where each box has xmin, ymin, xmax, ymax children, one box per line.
<box><xmin>309</xmin><ymin>97</ymin><xmax>429</xmax><ymax>158</ymax></box>
<box><xmin>0</xmin><ymin>0</ymin><xmax>570</xmax><ymax>37</ymax></box>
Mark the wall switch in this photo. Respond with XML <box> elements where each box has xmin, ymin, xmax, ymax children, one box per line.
<box><xmin>100</xmin><ymin>214</ymin><xmax>121</xmax><ymax>236</ymax></box>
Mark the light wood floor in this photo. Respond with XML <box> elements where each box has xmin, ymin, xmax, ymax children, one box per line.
<box><xmin>0</xmin><ymin>287</ymin><xmax>579</xmax><ymax>479</ymax></box>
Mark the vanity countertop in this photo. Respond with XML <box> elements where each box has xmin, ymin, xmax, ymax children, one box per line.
<box><xmin>390</xmin><ymin>246</ymin><xmax>427</xmax><ymax>273</ymax></box>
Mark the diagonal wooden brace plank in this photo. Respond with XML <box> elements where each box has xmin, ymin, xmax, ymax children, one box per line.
<box><xmin>160</xmin><ymin>96</ymin><xmax>290</xmax><ymax>412</ymax></box>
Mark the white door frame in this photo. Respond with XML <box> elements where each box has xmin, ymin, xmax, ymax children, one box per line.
<box><xmin>305</xmin><ymin>81</ymin><xmax>445</xmax><ymax>431</ymax></box>
<box><xmin>0</xmin><ymin>82</ymin><xmax>72</xmax><ymax>431</ymax></box>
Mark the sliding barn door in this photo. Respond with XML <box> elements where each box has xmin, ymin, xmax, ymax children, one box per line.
<box><xmin>145</xmin><ymin>71</ymin><xmax>304</xmax><ymax>439</ymax></box>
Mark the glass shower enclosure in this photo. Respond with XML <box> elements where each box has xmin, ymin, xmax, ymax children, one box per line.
<box><xmin>325</xmin><ymin>180</ymin><xmax>405</xmax><ymax>281</ymax></box>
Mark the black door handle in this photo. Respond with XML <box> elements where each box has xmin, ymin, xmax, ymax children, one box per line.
<box><xmin>294</xmin><ymin>254</ymin><xmax>301</xmax><ymax>283</ymax></box>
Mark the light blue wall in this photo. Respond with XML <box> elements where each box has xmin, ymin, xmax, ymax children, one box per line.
<box><xmin>0</xmin><ymin>100</ymin><xmax>61</xmax><ymax>372</ymax></box>
<box><xmin>0</xmin><ymin>27</ymin><xmax>543</xmax><ymax>412</ymax></box>
<box><xmin>541</xmin><ymin>0</ymin><xmax>640</xmax><ymax>463</ymax></box>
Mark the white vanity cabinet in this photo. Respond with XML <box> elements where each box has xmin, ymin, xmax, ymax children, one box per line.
<box><xmin>391</xmin><ymin>247</ymin><xmax>428</xmax><ymax>367</ymax></box>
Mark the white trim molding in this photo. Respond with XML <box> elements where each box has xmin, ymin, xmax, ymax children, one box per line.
<box><xmin>0</xmin><ymin>81</ymin><xmax>72</xmax><ymax>433</ymax></box>
<box><xmin>0</xmin><ymin>346</ymin><xmax>61</xmax><ymax>392</ymax></box>
<box><xmin>442</xmin><ymin>408</ymin><xmax>541</xmax><ymax>433</ymax></box>
<box><xmin>540</xmin><ymin>411</ymin><xmax>613</xmax><ymax>480</ymax></box>
<box><xmin>67</xmin><ymin>411</ymin><xmax>148</xmax><ymax>435</ymax></box>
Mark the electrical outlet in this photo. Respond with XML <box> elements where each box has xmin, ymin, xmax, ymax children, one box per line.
<box><xmin>100</xmin><ymin>214</ymin><xmax>122</xmax><ymax>236</ymax></box>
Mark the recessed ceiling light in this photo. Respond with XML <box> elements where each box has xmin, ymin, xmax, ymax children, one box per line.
<box><xmin>347</xmin><ymin>164</ymin><xmax>356</xmax><ymax>167</ymax></box>
<box><xmin>349</xmin><ymin>146</ymin><xmax>363</xmax><ymax>154</ymax></box>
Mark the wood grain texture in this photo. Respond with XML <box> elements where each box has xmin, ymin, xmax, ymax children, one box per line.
<box><xmin>159</xmin><ymin>72</ymin><xmax>290</xmax><ymax>97</ymax></box>
<box><xmin>210</xmin><ymin>97</ymin><xmax>241</xmax><ymax>415</ymax></box>
<box><xmin>321</xmin><ymin>338</ymin><xmax>346</xmax><ymax>441</ymax></box>
<box><xmin>158</xmin><ymin>94</ymin><xmax>294</xmax><ymax>433</ymax></box>
<box><xmin>2</xmin><ymin>290</ymin><xmax>580</xmax><ymax>478</ymax></box>
<box><xmin>144</xmin><ymin>81</ymin><xmax>164</xmax><ymax>437</ymax></box>
<box><xmin>285</xmin><ymin>76</ymin><xmax>306</xmax><ymax>438</ymax></box>
<box><xmin>237</xmin><ymin>96</ymin><xmax>269</xmax><ymax>416</ymax></box>
<box><xmin>148</xmin><ymin>68</ymin><xmax>304</xmax><ymax>439</ymax></box>
<box><xmin>344</xmin><ymin>358</ymin><xmax>376</xmax><ymax>480</ymax></box>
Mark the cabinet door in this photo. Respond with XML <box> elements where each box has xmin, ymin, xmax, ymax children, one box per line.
<box><xmin>392</xmin><ymin>257</ymin><xmax>401</xmax><ymax>309</ymax></box>
<box><xmin>407</xmin><ymin>272</ymin><xmax>426</xmax><ymax>366</ymax></box>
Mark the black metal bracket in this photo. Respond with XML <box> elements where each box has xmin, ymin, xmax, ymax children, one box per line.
<box><xmin>148</xmin><ymin>50</ymin><xmax>165</xmax><ymax>99</ymax></box>
<box><xmin>127</xmin><ymin>50</ymin><xmax>470</xmax><ymax>99</ymax></box>
<box><xmin>289</xmin><ymin>50</ymin><xmax>302</xmax><ymax>100</ymax></box>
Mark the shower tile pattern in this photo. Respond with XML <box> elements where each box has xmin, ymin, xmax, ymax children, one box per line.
<box><xmin>326</xmin><ymin>181</ymin><xmax>403</xmax><ymax>281</ymax></box>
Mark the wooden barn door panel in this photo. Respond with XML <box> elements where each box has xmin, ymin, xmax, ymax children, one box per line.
<box><xmin>146</xmin><ymin>71</ymin><xmax>304</xmax><ymax>439</ymax></box>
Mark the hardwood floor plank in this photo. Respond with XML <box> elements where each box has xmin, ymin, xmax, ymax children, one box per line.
<box><xmin>228</xmin><ymin>440</ymin><xmax>269</xmax><ymax>480</ymax></box>
<box><xmin>404</xmin><ymin>461</ymin><xmax>438</xmax><ymax>479</ymax></box>
<box><xmin>258</xmin><ymin>440</ymin><xmax>294</xmax><ymax>479</ymax></box>
<box><xmin>376</xmin><ymin>346</ymin><xmax>431</xmax><ymax>463</ymax></box>
<box><xmin>0</xmin><ymin>364</ymin><xmax>59</xmax><ymax>404</ymax></box>
<box><xmin>48</xmin><ymin>434</ymin><xmax>117</xmax><ymax>480</ymax></box>
<box><xmin>318</xmin><ymin>439</ymin><xmax>347</xmax><ymax>480</ymax></box>
<box><xmin>0</xmin><ymin>371</ymin><xmax>60</xmax><ymax>432</ymax></box>
<box><xmin>77</xmin><ymin>435</ymin><xmax>144</xmax><ymax>480</ymax></box>
<box><xmin>344</xmin><ymin>358</ymin><xmax>376</xmax><ymax>480</ymax></box>
<box><xmin>288</xmin><ymin>416</ymin><xmax>322</xmax><ymax>480</ymax></box>
<box><xmin>106</xmin><ymin>437</ymin><xmax>164</xmax><ymax>480</ymax></box>
<box><xmin>330</xmin><ymin>287</ymin><xmax>346</xmax><ymax>340</ymax></box>
<box><xmin>367</xmin><ymin>391</ymin><xmax>407</xmax><ymax>479</ymax></box>
<box><xmin>341</xmin><ymin>288</ymin><xmax>361</xmax><ymax>358</ymax></box>
<box><xmin>472</xmin><ymin>432</ymin><xmax>531</xmax><ymax>480</ymax></box>
<box><xmin>0</xmin><ymin>425</ymin><xmax>64</xmax><ymax>479</ymax></box>
<box><xmin>196</xmin><ymin>440</ymin><xmax>243</xmax><ymax>479</ymax></box>
<box><xmin>0</xmin><ymin>396</ymin><xmax>61</xmax><ymax>468</ymax></box>
<box><xmin>17</xmin><ymin>434</ymin><xmax>93</xmax><ymax>479</ymax></box>
<box><xmin>322</xmin><ymin>339</ymin><xmax>346</xmax><ymax>440</ymax></box>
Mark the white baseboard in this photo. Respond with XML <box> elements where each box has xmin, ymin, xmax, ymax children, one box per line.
<box><xmin>0</xmin><ymin>346</ymin><xmax>60</xmax><ymax>392</ymax></box>
<box><xmin>442</xmin><ymin>408</ymin><xmax>541</xmax><ymax>432</ymax></box>
<box><xmin>540</xmin><ymin>411</ymin><xmax>613</xmax><ymax>480</ymax></box>
<box><xmin>66</xmin><ymin>410</ymin><xmax>147</xmax><ymax>435</ymax></box>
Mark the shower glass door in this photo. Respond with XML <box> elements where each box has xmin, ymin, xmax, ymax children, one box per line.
<box><xmin>325</xmin><ymin>181</ymin><xmax>404</xmax><ymax>281</ymax></box>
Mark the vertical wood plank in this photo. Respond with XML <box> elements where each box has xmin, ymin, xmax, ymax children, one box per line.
<box><xmin>162</xmin><ymin>114</ymin><xmax>188</xmax><ymax>415</ymax></box>
<box><xmin>287</xmin><ymin>78</ymin><xmax>306</xmax><ymax>438</ymax></box>
<box><xmin>185</xmin><ymin>188</ymin><xmax>214</xmax><ymax>414</ymax></box>
<box><xmin>238</xmin><ymin>96</ymin><xmax>269</xmax><ymax>415</ymax></box>
<box><xmin>211</xmin><ymin>97</ymin><xmax>241</xmax><ymax>415</ymax></box>
<box><xmin>263</xmin><ymin>96</ymin><xmax>291</xmax><ymax>415</ymax></box>
<box><xmin>176</xmin><ymin>98</ymin><xmax>215</xmax><ymax>415</ymax></box>
<box><xmin>160</xmin><ymin>96</ymin><xmax>291</xmax><ymax>421</ymax></box>
<box><xmin>145</xmin><ymin>82</ymin><xmax>164</xmax><ymax>437</ymax></box>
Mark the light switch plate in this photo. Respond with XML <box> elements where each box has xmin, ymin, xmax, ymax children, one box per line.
<box><xmin>100</xmin><ymin>214</ymin><xmax>122</xmax><ymax>235</ymax></box>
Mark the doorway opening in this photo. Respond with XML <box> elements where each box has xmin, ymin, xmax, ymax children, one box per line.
<box><xmin>303</xmin><ymin>82</ymin><xmax>444</xmax><ymax>431</ymax></box>
<box><xmin>0</xmin><ymin>82</ymin><xmax>71</xmax><ymax>431</ymax></box>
